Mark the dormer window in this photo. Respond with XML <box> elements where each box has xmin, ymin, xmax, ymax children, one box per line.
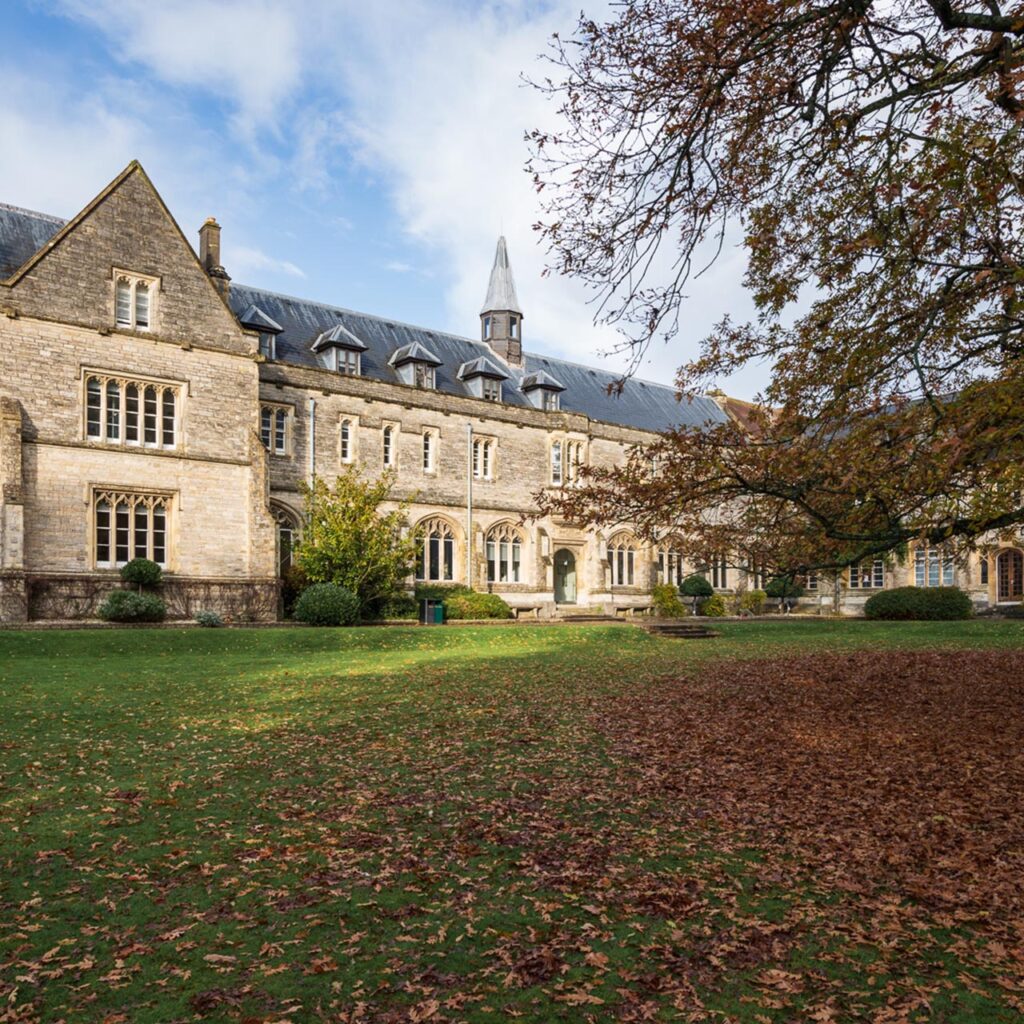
<box><xmin>114</xmin><ymin>272</ymin><xmax>156</xmax><ymax>331</ymax></box>
<box><xmin>239</xmin><ymin>305</ymin><xmax>284</xmax><ymax>359</ymax></box>
<box><xmin>414</xmin><ymin>363</ymin><xmax>436</xmax><ymax>390</ymax></box>
<box><xmin>521</xmin><ymin>369</ymin><xmax>565</xmax><ymax>411</ymax></box>
<box><xmin>338</xmin><ymin>349</ymin><xmax>360</xmax><ymax>375</ymax></box>
<box><xmin>390</xmin><ymin>342</ymin><xmax>442</xmax><ymax>389</ymax></box>
<box><xmin>542</xmin><ymin>391</ymin><xmax>560</xmax><ymax>411</ymax></box>
<box><xmin>457</xmin><ymin>356</ymin><xmax>508</xmax><ymax>403</ymax></box>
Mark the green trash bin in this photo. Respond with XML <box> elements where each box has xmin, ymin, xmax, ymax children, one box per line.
<box><xmin>419</xmin><ymin>598</ymin><xmax>445</xmax><ymax>624</ymax></box>
<box><xmin>433</xmin><ymin>601</ymin><xmax>445</xmax><ymax>624</ymax></box>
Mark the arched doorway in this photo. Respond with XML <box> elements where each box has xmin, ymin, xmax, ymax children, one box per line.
<box><xmin>271</xmin><ymin>504</ymin><xmax>300</xmax><ymax>578</ymax></box>
<box><xmin>554</xmin><ymin>549</ymin><xmax>576</xmax><ymax>604</ymax></box>
<box><xmin>997</xmin><ymin>550</ymin><xmax>1023</xmax><ymax>602</ymax></box>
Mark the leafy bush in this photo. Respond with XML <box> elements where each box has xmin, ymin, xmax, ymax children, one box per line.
<box><xmin>194</xmin><ymin>610</ymin><xmax>224</xmax><ymax>628</ymax></box>
<box><xmin>280</xmin><ymin>564</ymin><xmax>308</xmax><ymax>619</ymax></box>
<box><xmin>444</xmin><ymin>591</ymin><xmax>513</xmax><ymax>620</ymax></box>
<box><xmin>98</xmin><ymin>590</ymin><xmax>166</xmax><ymax>623</ymax></box>
<box><xmin>652</xmin><ymin>583</ymin><xmax>688</xmax><ymax>618</ymax></box>
<box><xmin>864</xmin><ymin>586</ymin><xmax>973</xmax><ymax>621</ymax></box>
<box><xmin>414</xmin><ymin>583</ymin><xmax>473</xmax><ymax>602</ymax></box>
<box><xmin>738</xmin><ymin>589</ymin><xmax>767</xmax><ymax>615</ymax></box>
<box><xmin>293</xmin><ymin>583</ymin><xmax>360</xmax><ymax>626</ymax></box>
<box><xmin>699</xmin><ymin>594</ymin><xmax>727</xmax><ymax>617</ymax></box>
<box><xmin>120</xmin><ymin>558</ymin><xmax>162</xmax><ymax>590</ymax></box>
<box><xmin>379</xmin><ymin>593</ymin><xmax>418</xmax><ymax>620</ymax></box>
<box><xmin>1000</xmin><ymin>604</ymin><xmax>1024</xmax><ymax>619</ymax></box>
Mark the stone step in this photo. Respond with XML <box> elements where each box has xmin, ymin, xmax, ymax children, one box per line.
<box><xmin>645</xmin><ymin>622</ymin><xmax>719</xmax><ymax>639</ymax></box>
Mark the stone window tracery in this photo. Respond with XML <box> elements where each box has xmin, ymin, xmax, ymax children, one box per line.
<box><xmin>415</xmin><ymin>517</ymin><xmax>456</xmax><ymax>582</ymax></box>
<box><xmin>486</xmin><ymin>523</ymin><xmax>523</xmax><ymax>584</ymax></box>
<box><xmin>94</xmin><ymin>491</ymin><xmax>170</xmax><ymax>569</ymax></box>
<box><xmin>85</xmin><ymin>373</ymin><xmax>180</xmax><ymax>449</ymax></box>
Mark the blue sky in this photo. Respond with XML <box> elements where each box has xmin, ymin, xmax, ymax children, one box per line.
<box><xmin>0</xmin><ymin>1</ymin><xmax>762</xmax><ymax>396</ymax></box>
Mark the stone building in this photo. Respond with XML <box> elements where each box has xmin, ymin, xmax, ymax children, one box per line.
<box><xmin>0</xmin><ymin>162</ymin><xmax>1021</xmax><ymax>623</ymax></box>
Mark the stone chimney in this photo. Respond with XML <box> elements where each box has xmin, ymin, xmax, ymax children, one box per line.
<box><xmin>199</xmin><ymin>217</ymin><xmax>231</xmax><ymax>300</ymax></box>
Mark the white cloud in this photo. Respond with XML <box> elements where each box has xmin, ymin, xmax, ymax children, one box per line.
<box><xmin>53</xmin><ymin>0</ymin><xmax>302</xmax><ymax>138</ymax></box>
<box><xmin>318</xmin><ymin>1</ymin><xmax>764</xmax><ymax>395</ymax></box>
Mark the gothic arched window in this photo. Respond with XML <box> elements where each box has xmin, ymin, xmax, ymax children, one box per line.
<box><xmin>416</xmin><ymin>517</ymin><xmax>457</xmax><ymax>582</ymax></box>
<box><xmin>486</xmin><ymin>523</ymin><xmax>523</xmax><ymax>584</ymax></box>
<box><xmin>608</xmin><ymin>533</ymin><xmax>637</xmax><ymax>587</ymax></box>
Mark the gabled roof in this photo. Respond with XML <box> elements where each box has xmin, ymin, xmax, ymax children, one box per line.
<box><xmin>0</xmin><ymin>204</ymin><xmax>65</xmax><ymax>279</ymax></box>
<box><xmin>238</xmin><ymin>303</ymin><xmax>284</xmax><ymax>334</ymax></box>
<box><xmin>389</xmin><ymin>341</ymin><xmax>443</xmax><ymax>367</ymax></box>
<box><xmin>521</xmin><ymin>369</ymin><xmax>565</xmax><ymax>393</ymax></box>
<box><xmin>458</xmin><ymin>356</ymin><xmax>509</xmax><ymax>381</ymax></box>
<box><xmin>0</xmin><ymin>198</ymin><xmax>731</xmax><ymax>435</ymax></box>
<box><xmin>480</xmin><ymin>236</ymin><xmax>522</xmax><ymax>315</ymax></box>
<box><xmin>312</xmin><ymin>322</ymin><xmax>368</xmax><ymax>352</ymax></box>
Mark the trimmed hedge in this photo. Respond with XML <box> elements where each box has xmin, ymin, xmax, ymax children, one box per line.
<box><xmin>652</xmin><ymin>583</ymin><xmax>688</xmax><ymax>618</ymax></box>
<box><xmin>444</xmin><ymin>591</ymin><xmax>513</xmax><ymax>620</ymax></box>
<box><xmin>738</xmin><ymin>589</ymin><xmax>767</xmax><ymax>615</ymax></box>
<box><xmin>294</xmin><ymin>583</ymin><xmax>360</xmax><ymax>626</ymax></box>
<box><xmin>414</xmin><ymin>583</ymin><xmax>473</xmax><ymax>602</ymax></box>
<box><xmin>98</xmin><ymin>590</ymin><xmax>167</xmax><ymax>623</ymax></box>
<box><xmin>864</xmin><ymin>586</ymin><xmax>973</xmax><ymax>621</ymax></box>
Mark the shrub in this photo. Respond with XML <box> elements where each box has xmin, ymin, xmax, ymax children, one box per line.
<box><xmin>280</xmin><ymin>564</ymin><xmax>308</xmax><ymax>619</ymax></box>
<box><xmin>98</xmin><ymin>590</ymin><xmax>166</xmax><ymax>623</ymax></box>
<box><xmin>379</xmin><ymin>593</ymin><xmax>418</xmax><ymax>620</ymax></box>
<box><xmin>738</xmin><ymin>589</ymin><xmax>767</xmax><ymax>615</ymax></box>
<box><xmin>414</xmin><ymin>583</ymin><xmax>473</xmax><ymax>602</ymax></box>
<box><xmin>293</xmin><ymin>583</ymin><xmax>360</xmax><ymax>626</ymax></box>
<box><xmin>680</xmin><ymin>573</ymin><xmax>714</xmax><ymax>613</ymax></box>
<box><xmin>699</xmin><ymin>594</ymin><xmax>727</xmax><ymax>617</ymax></box>
<box><xmin>444</xmin><ymin>591</ymin><xmax>513</xmax><ymax>620</ymax></box>
<box><xmin>120</xmin><ymin>558</ymin><xmax>162</xmax><ymax>590</ymax></box>
<box><xmin>864</xmin><ymin>586</ymin><xmax>973</xmax><ymax>621</ymax></box>
<box><xmin>1000</xmin><ymin>604</ymin><xmax>1024</xmax><ymax>619</ymax></box>
<box><xmin>652</xmin><ymin>583</ymin><xmax>688</xmax><ymax>618</ymax></box>
<box><xmin>194</xmin><ymin>610</ymin><xmax>224</xmax><ymax>628</ymax></box>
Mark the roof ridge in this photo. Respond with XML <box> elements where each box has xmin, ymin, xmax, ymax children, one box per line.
<box><xmin>0</xmin><ymin>202</ymin><xmax>66</xmax><ymax>225</ymax></box>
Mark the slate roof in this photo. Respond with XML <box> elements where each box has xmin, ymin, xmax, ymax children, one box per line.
<box><xmin>230</xmin><ymin>283</ymin><xmax>728</xmax><ymax>433</ymax></box>
<box><xmin>237</xmin><ymin>303</ymin><xmax>284</xmax><ymax>334</ymax></box>
<box><xmin>313</xmin><ymin>323</ymin><xmax>368</xmax><ymax>352</ymax></box>
<box><xmin>0</xmin><ymin>201</ymin><xmax>728</xmax><ymax>434</ymax></box>
<box><xmin>0</xmin><ymin>203</ymin><xmax>65</xmax><ymax>278</ymax></box>
<box><xmin>458</xmin><ymin>356</ymin><xmax>508</xmax><ymax>381</ymax></box>
<box><xmin>521</xmin><ymin>369</ymin><xmax>566</xmax><ymax>393</ymax></box>
<box><xmin>390</xmin><ymin>341</ymin><xmax>442</xmax><ymax>368</ymax></box>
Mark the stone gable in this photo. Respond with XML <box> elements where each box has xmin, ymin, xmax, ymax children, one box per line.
<box><xmin>2</xmin><ymin>163</ymin><xmax>251</xmax><ymax>357</ymax></box>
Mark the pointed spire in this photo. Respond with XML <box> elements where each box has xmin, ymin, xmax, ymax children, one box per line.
<box><xmin>480</xmin><ymin>236</ymin><xmax>522</xmax><ymax>315</ymax></box>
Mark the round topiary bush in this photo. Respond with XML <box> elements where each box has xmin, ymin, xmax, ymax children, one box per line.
<box><xmin>293</xmin><ymin>583</ymin><xmax>360</xmax><ymax>626</ymax></box>
<box><xmin>120</xmin><ymin>558</ymin><xmax>163</xmax><ymax>590</ymax></box>
<box><xmin>444</xmin><ymin>591</ymin><xmax>513</xmax><ymax>620</ymax></box>
<box><xmin>680</xmin><ymin>573</ymin><xmax>714</xmax><ymax>614</ymax></box>
<box><xmin>864</xmin><ymin>586</ymin><xmax>973</xmax><ymax>621</ymax></box>
<box><xmin>98</xmin><ymin>590</ymin><xmax>167</xmax><ymax>623</ymax></box>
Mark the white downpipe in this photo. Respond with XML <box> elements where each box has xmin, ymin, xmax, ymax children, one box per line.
<box><xmin>308</xmin><ymin>397</ymin><xmax>316</xmax><ymax>486</ymax></box>
<box><xmin>466</xmin><ymin>421</ymin><xmax>473</xmax><ymax>588</ymax></box>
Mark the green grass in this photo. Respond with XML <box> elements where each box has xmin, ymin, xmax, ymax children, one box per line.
<box><xmin>1</xmin><ymin>619</ymin><xmax>1022</xmax><ymax>1022</ymax></box>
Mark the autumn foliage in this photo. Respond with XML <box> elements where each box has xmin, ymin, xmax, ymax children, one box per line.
<box><xmin>530</xmin><ymin>1</ymin><xmax>1024</xmax><ymax>575</ymax></box>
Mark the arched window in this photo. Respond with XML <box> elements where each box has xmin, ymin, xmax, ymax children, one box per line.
<box><xmin>608</xmin><ymin>533</ymin><xmax>637</xmax><ymax>587</ymax></box>
<box><xmin>134</xmin><ymin>280</ymin><xmax>150</xmax><ymax>329</ymax></box>
<box><xmin>486</xmin><ymin>523</ymin><xmax>523</xmax><ymax>584</ymax></box>
<box><xmin>271</xmin><ymin>504</ymin><xmax>300</xmax><ymax>577</ymax></box>
<box><xmin>383</xmin><ymin>425</ymin><xmax>396</xmax><ymax>468</ymax></box>
<box><xmin>473</xmin><ymin>438</ymin><xmax>494</xmax><ymax>479</ymax></box>
<box><xmin>550</xmin><ymin>440</ymin><xmax>563</xmax><ymax>485</ymax></box>
<box><xmin>340</xmin><ymin>419</ymin><xmax>352</xmax><ymax>463</ymax></box>
<box><xmin>657</xmin><ymin>542</ymin><xmax>686</xmax><ymax>587</ymax></box>
<box><xmin>416</xmin><ymin>517</ymin><xmax>456</xmax><ymax>582</ymax></box>
<box><xmin>422</xmin><ymin>430</ymin><xmax>436</xmax><ymax>472</ymax></box>
<box><xmin>115</xmin><ymin>277</ymin><xmax>132</xmax><ymax>327</ymax></box>
<box><xmin>94</xmin><ymin>491</ymin><xmax>169</xmax><ymax>568</ymax></box>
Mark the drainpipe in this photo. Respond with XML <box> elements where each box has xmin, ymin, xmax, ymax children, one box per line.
<box><xmin>466</xmin><ymin>421</ymin><xmax>473</xmax><ymax>588</ymax></box>
<box><xmin>307</xmin><ymin>397</ymin><xmax>316</xmax><ymax>487</ymax></box>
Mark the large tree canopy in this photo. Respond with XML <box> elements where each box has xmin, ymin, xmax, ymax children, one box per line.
<box><xmin>530</xmin><ymin>1</ymin><xmax>1024</xmax><ymax>575</ymax></box>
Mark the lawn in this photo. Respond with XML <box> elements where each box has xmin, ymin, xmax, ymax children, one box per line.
<box><xmin>1</xmin><ymin>620</ymin><xmax>1023</xmax><ymax>1023</ymax></box>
